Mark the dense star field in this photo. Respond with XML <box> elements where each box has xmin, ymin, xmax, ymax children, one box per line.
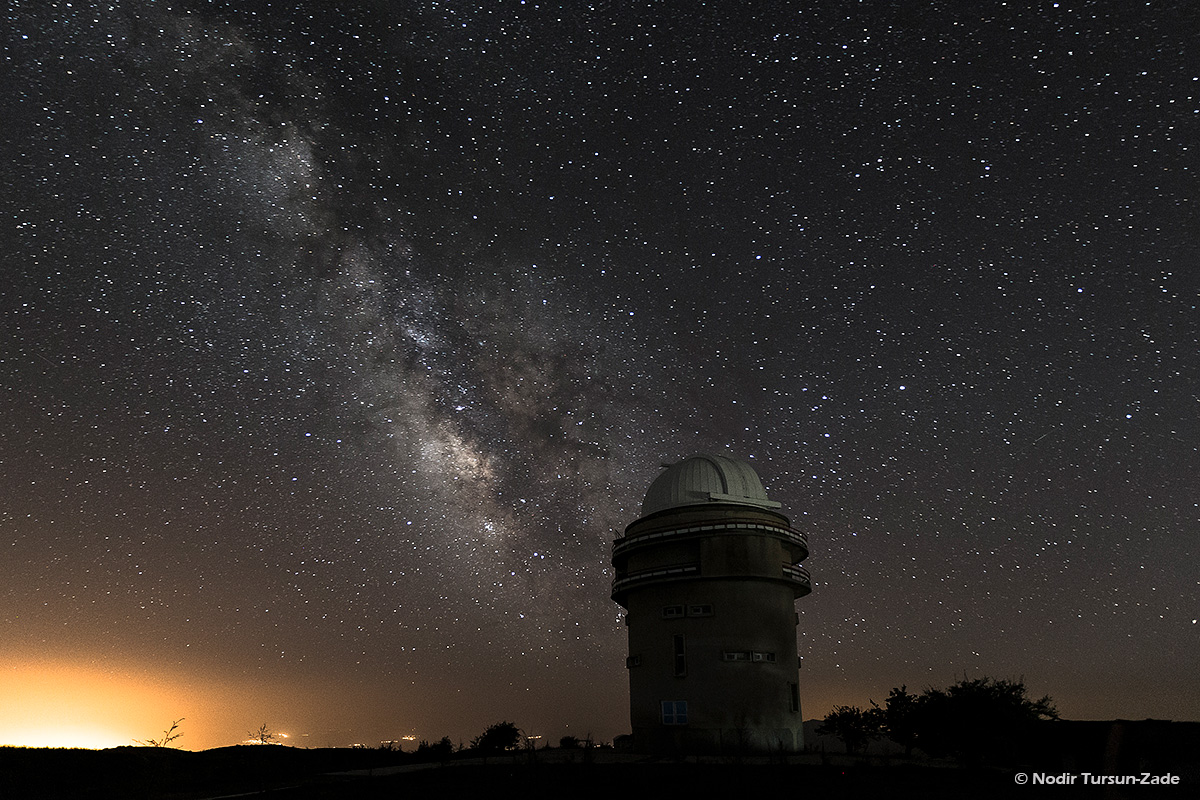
<box><xmin>2</xmin><ymin>1</ymin><xmax>1197</xmax><ymax>750</ymax></box>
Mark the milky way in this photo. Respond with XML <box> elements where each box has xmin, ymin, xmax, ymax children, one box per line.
<box><xmin>2</xmin><ymin>1</ymin><xmax>1197</xmax><ymax>748</ymax></box>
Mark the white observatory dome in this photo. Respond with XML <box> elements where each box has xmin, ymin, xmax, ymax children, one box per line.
<box><xmin>640</xmin><ymin>454</ymin><xmax>783</xmax><ymax>517</ymax></box>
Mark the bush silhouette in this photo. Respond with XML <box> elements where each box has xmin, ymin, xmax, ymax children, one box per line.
<box><xmin>415</xmin><ymin>736</ymin><xmax>454</xmax><ymax>761</ymax></box>
<box><xmin>471</xmin><ymin>721</ymin><xmax>521</xmax><ymax>756</ymax></box>
<box><xmin>135</xmin><ymin>718</ymin><xmax>184</xmax><ymax>748</ymax></box>
<box><xmin>913</xmin><ymin>676</ymin><xmax>1057</xmax><ymax>764</ymax></box>
<box><xmin>817</xmin><ymin>706</ymin><xmax>883</xmax><ymax>754</ymax></box>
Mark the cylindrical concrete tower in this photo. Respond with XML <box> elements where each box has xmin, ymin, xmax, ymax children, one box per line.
<box><xmin>611</xmin><ymin>455</ymin><xmax>811</xmax><ymax>754</ymax></box>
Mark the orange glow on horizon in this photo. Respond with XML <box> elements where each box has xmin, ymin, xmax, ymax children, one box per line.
<box><xmin>2</xmin><ymin>724</ymin><xmax>130</xmax><ymax>750</ymax></box>
<box><xmin>0</xmin><ymin>659</ymin><xmax>187</xmax><ymax>749</ymax></box>
<box><xmin>0</xmin><ymin>655</ymin><xmax>397</xmax><ymax>750</ymax></box>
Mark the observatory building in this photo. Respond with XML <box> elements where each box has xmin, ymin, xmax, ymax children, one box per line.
<box><xmin>611</xmin><ymin>455</ymin><xmax>811</xmax><ymax>754</ymax></box>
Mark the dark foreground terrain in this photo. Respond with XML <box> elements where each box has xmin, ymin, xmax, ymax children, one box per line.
<box><xmin>2</xmin><ymin>743</ymin><xmax>1196</xmax><ymax>800</ymax></box>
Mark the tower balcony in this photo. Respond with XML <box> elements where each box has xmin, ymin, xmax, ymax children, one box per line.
<box><xmin>782</xmin><ymin>563</ymin><xmax>812</xmax><ymax>597</ymax></box>
<box><xmin>611</xmin><ymin>560</ymin><xmax>813</xmax><ymax>604</ymax></box>
<box><xmin>613</xmin><ymin>518</ymin><xmax>808</xmax><ymax>563</ymax></box>
<box><xmin>611</xmin><ymin>563</ymin><xmax>700</xmax><ymax>599</ymax></box>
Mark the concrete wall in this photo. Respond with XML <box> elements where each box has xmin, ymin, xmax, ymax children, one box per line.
<box><xmin>615</xmin><ymin>505</ymin><xmax>806</xmax><ymax>754</ymax></box>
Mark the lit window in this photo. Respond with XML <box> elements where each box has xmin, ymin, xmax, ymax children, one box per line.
<box><xmin>661</xmin><ymin>700</ymin><xmax>689</xmax><ymax>725</ymax></box>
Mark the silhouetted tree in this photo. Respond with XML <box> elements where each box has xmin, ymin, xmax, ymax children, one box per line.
<box><xmin>249</xmin><ymin>723</ymin><xmax>278</xmax><ymax>745</ymax></box>
<box><xmin>559</xmin><ymin>735</ymin><xmax>581</xmax><ymax>749</ymax></box>
<box><xmin>135</xmin><ymin>718</ymin><xmax>184</xmax><ymax>747</ymax></box>
<box><xmin>913</xmin><ymin>676</ymin><xmax>1058</xmax><ymax>764</ymax></box>
<box><xmin>817</xmin><ymin>705</ymin><xmax>883</xmax><ymax>755</ymax></box>
<box><xmin>471</xmin><ymin>721</ymin><xmax>521</xmax><ymax>756</ymax></box>
<box><xmin>415</xmin><ymin>736</ymin><xmax>454</xmax><ymax>761</ymax></box>
<box><xmin>873</xmin><ymin>685</ymin><xmax>920</xmax><ymax>757</ymax></box>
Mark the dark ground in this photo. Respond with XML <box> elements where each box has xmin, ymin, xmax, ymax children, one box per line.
<box><xmin>2</xmin><ymin>744</ymin><xmax>1195</xmax><ymax>800</ymax></box>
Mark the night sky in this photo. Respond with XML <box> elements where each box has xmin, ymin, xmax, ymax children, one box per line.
<box><xmin>3</xmin><ymin>1</ymin><xmax>1198</xmax><ymax>750</ymax></box>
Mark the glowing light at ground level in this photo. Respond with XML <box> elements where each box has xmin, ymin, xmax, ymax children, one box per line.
<box><xmin>0</xmin><ymin>659</ymin><xmax>179</xmax><ymax>749</ymax></box>
<box><xmin>0</xmin><ymin>655</ymin><xmax>418</xmax><ymax>750</ymax></box>
<box><xmin>1</xmin><ymin>725</ymin><xmax>130</xmax><ymax>750</ymax></box>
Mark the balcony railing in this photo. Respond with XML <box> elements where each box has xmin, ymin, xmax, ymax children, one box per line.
<box><xmin>613</xmin><ymin>518</ymin><xmax>808</xmax><ymax>560</ymax></box>
<box><xmin>611</xmin><ymin>562</ymin><xmax>813</xmax><ymax>598</ymax></box>
<box><xmin>782</xmin><ymin>563</ymin><xmax>812</xmax><ymax>595</ymax></box>
<box><xmin>610</xmin><ymin>563</ymin><xmax>700</xmax><ymax>595</ymax></box>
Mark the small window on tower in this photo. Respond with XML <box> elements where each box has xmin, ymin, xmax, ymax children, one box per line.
<box><xmin>687</xmin><ymin>604</ymin><xmax>713</xmax><ymax>617</ymax></box>
<box><xmin>661</xmin><ymin>605</ymin><xmax>685</xmax><ymax>619</ymax></box>
<box><xmin>789</xmin><ymin>682</ymin><xmax>800</xmax><ymax>713</ymax></box>
<box><xmin>673</xmin><ymin>634</ymin><xmax>687</xmax><ymax>676</ymax></box>
<box><xmin>661</xmin><ymin>700</ymin><xmax>689</xmax><ymax>725</ymax></box>
<box><xmin>626</xmin><ymin>655</ymin><xmax>641</xmax><ymax>669</ymax></box>
<box><xmin>722</xmin><ymin>650</ymin><xmax>750</xmax><ymax>662</ymax></box>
